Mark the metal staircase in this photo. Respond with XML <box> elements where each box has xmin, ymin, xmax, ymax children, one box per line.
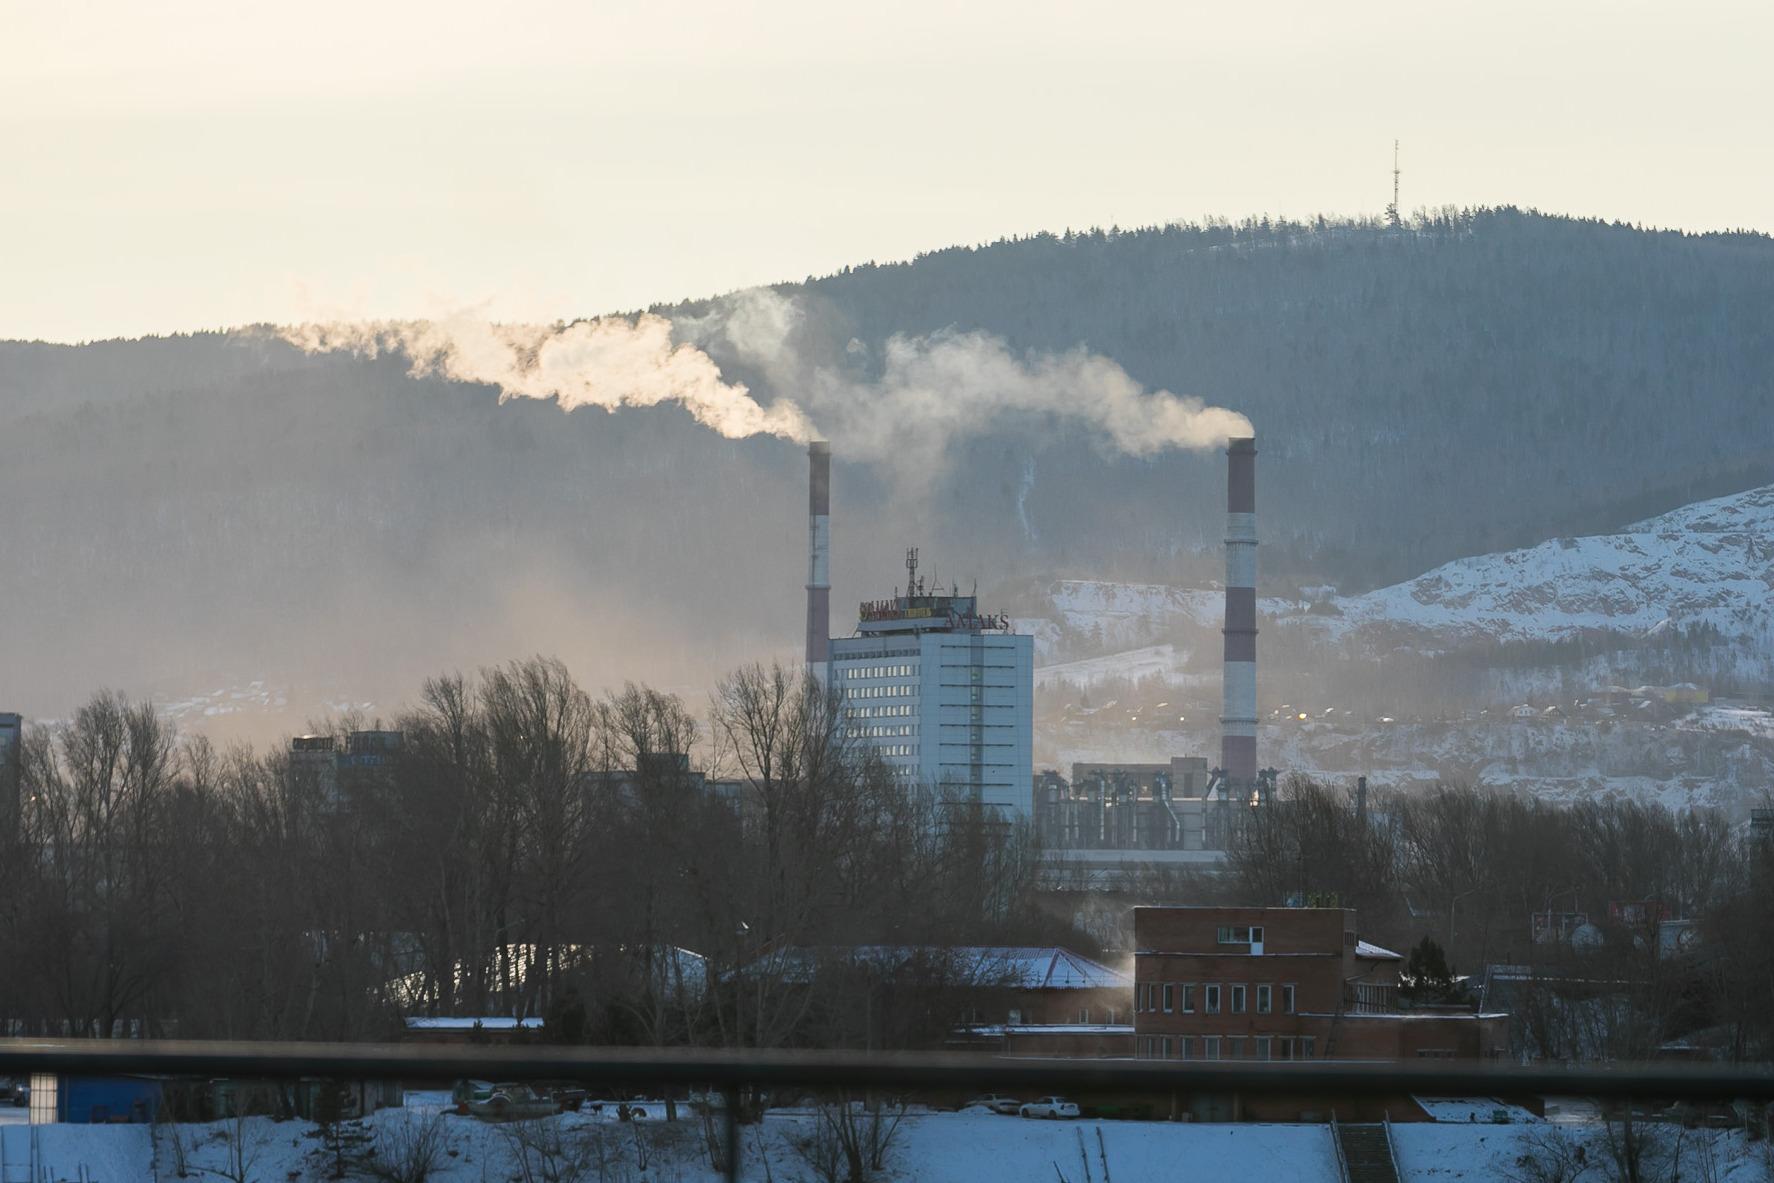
<box><xmin>1331</xmin><ymin>1119</ymin><xmax>1401</xmax><ymax>1183</ymax></box>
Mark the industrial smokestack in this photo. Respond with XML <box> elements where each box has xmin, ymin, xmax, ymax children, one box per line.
<box><xmin>1221</xmin><ymin>436</ymin><xmax>1258</xmax><ymax>785</ymax></box>
<box><xmin>806</xmin><ymin>441</ymin><xmax>832</xmax><ymax>677</ymax></box>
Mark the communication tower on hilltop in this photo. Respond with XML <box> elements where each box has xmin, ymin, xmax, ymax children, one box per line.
<box><xmin>1386</xmin><ymin>140</ymin><xmax>1402</xmax><ymax>230</ymax></box>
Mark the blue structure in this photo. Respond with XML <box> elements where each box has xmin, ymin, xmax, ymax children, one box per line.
<box><xmin>54</xmin><ymin>1076</ymin><xmax>163</xmax><ymax>1124</ymax></box>
<box><xmin>829</xmin><ymin>551</ymin><xmax>1034</xmax><ymax>818</ymax></box>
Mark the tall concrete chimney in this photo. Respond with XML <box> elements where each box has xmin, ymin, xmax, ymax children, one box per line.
<box><xmin>1220</xmin><ymin>436</ymin><xmax>1258</xmax><ymax>785</ymax></box>
<box><xmin>805</xmin><ymin>441</ymin><xmax>831</xmax><ymax>676</ymax></box>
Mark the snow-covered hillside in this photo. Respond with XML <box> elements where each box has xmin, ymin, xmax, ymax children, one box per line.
<box><xmin>1014</xmin><ymin>581</ymin><xmax>1295</xmax><ymax>666</ymax></box>
<box><xmin>1331</xmin><ymin>484</ymin><xmax>1774</xmax><ymax>647</ymax></box>
<box><xmin>1022</xmin><ymin>484</ymin><xmax>1774</xmax><ymax>668</ymax></box>
<box><xmin>1022</xmin><ymin>490</ymin><xmax>1774</xmax><ymax>813</ymax></box>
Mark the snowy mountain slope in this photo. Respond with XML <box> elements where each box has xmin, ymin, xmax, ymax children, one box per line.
<box><xmin>1330</xmin><ymin>484</ymin><xmax>1774</xmax><ymax>646</ymax></box>
<box><xmin>1014</xmin><ymin>580</ymin><xmax>1296</xmax><ymax>664</ymax></box>
<box><xmin>1022</xmin><ymin>486</ymin><xmax>1774</xmax><ymax>813</ymax></box>
<box><xmin>1022</xmin><ymin>484</ymin><xmax>1774</xmax><ymax>674</ymax></box>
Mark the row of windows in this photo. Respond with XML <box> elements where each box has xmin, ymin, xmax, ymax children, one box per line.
<box><xmin>1002</xmin><ymin>1007</ymin><xmax>1121</xmax><ymax>1025</ymax></box>
<box><xmin>1136</xmin><ymin>981</ymin><xmax>1295</xmax><ymax>1016</ymax></box>
<box><xmin>845</xmin><ymin>684</ymin><xmax>918</xmax><ymax>699</ymax></box>
<box><xmin>847</xmin><ymin>704</ymin><xmax>914</xmax><ymax>719</ymax></box>
<box><xmin>841</xmin><ymin>664</ymin><xmax>917</xmax><ymax>680</ymax></box>
<box><xmin>877</xmin><ymin>744</ymin><xmax>915</xmax><ymax>757</ymax></box>
<box><xmin>1136</xmin><ymin>1035</ymin><xmax>1315</xmax><ymax>1061</ymax></box>
<box><xmin>848</xmin><ymin>725</ymin><xmax>917</xmax><ymax>739</ymax></box>
<box><xmin>1217</xmin><ymin>925</ymin><xmax>1263</xmax><ymax>945</ymax></box>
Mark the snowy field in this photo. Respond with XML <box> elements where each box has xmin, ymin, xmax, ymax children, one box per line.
<box><xmin>4</xmin><ymin>1102</ymin><xmax>1769</xmax><ymax>1183</ymax></box>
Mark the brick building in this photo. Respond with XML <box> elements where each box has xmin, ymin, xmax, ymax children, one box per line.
<box><xmin>950</xmin><ymin>946</ymin><xmax>1134</xmax><ymax>1058</ymax></box>
<box><xmin>1133</xmin><ymin>906</ymin><xmax>1507</xmax><ymax>1067</ymax></box>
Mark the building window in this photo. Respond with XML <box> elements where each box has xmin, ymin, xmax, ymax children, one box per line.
<box><xmin>29</xmin><ymin>1074</ymin><xmax>56</xmax><ymax>1125</ymax></box>
<box><xmin>1255</xmin><ymin>1036</ymin><xmax>1272</xmax><ymax>1061</ymax></box>
<box><xmin>1282</xmin><ymin>984</ymin><xmax>1296</xmax><ymax>1014</ymax></box>
<box><xmin>1256</xmin><ymin>984</ymin><xmax>1272</xmax><ymax>1014</ymax></box>
<box><xmin>1181</xmin><ymin>983</ymin><xmax>1196</xmax><ymax>1013</ymax></box>
<box><xmin>1078</xmin><ymin>1008</ymin><xmax>1089</xmax><ymax>1024</ymax></box>
<box><xmin>1161</xmin><ymin>1037</ymin><xmax>1173</xmax><ymax>1059</ymax></box>
<box><xmin>1300</xmin><ymin>1037</ymin><xmax>1315</xmax><ymax>1060</ymax></box>
<box><xmin>1202</xmin><ymin>1037</ymin><xmax>1221</xmax><ymax>1061</ymax></box>
<box><xmin>1227</xmin><ymin>1036</ymin><xmax>1245</xmax><ymax>1060</ymax></box>
<box><xmin>1276</xmin><ymin>1038</ymin><xmax>1293</xmax><ymax>1061</ymax></box>
<box><xmin>1008</xmin><ymin>1009</ymin><xmax>1022</xmax><ymax>1025</ymax></box>
<box><xmin>1230</xmin><ymin>985</ymin><xmax>1246</xmax><ymax>1014</ymax></box>
<box><xmin>1204</xmin><ymin>984</ymin><xmax>1220</xmax><ymax>1014</ymax></box>
<box><xmin>1180</xmin><ymin>1036</ymin><xmax>1196</xmax><ymax>1060</ymax></box>
<box><xmin>1162</xmin><ymin>984</ymin><xmax>1174</xmax><ymax>1013</ymax></box>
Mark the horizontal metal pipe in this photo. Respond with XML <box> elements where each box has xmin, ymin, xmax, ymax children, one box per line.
<box><xmin>1</xmin><ymin>1040</ymin><xmax>1770</xmax><ymax>1101</ymax></box>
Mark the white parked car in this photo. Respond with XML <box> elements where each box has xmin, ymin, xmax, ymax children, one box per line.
<box><xmin>963</xmin><ymin>1094</ymin><xmax>1024</xmax><ymax>1115</ymax></box>
<box><xmin>1019</xmin><ymin>1097</ymin><xmax>1081</xmax><ymax>1119</ymax></box>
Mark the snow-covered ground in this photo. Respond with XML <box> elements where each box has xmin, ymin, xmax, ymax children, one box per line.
<box><xmin>6</xmin><ymin>1102</ymin><xmax>1769</xmax><ymax>1183</ymax></box>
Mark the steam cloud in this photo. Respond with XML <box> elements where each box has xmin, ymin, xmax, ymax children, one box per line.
<box><xmin>280</xmin><ymin>290</ymin><xmax>1251</xmax><ymax>460</ymax></box>
<box><xmin>281</xmin><ymin>313</ymin><xmax>814</xmax><ymax>443</ymax></box>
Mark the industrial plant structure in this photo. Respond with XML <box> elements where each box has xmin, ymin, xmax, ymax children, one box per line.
<box><xmin>804</xmin><ymin>432</ymin><xmax>1265</xmax><ymax>826</ymax></box>
<box><xmin>1035</xmin><ymin>759</ymin><xmax>1216</xmax><ymax>852</ymax></box>
<box><xmin>1034</xmin><ymin>436</ymin><xmax>1274</xmax><ymax>869</ymax></box>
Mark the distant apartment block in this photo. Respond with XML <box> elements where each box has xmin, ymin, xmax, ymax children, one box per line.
<box><xmin>829</xmin><ymin>552</ymin><xmax>1033</xmax><ymax>817</ymax></box>
<box><xmin>288</xmin><ymin>729</ymin><xmax>404</xmax><ymax>809</ymax></box>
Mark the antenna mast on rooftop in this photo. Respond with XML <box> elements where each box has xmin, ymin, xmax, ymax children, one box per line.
<box><xmin>905</xmin><ymin>547</ymin><xmax>920</xmax><ymax>598</ymax></box>
<box><xmin>1386</xmin><ymin>139</ymin><xmax>1402</xmax><ymax>230</ymax></box>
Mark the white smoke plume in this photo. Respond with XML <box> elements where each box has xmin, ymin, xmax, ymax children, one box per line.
<box><xmin>280</xmin><ymin>312</ymin><xmax>814</xmax><ymax>443</ymax></box>
<box><xmin>280</xmin><ymin>290</ymin><xmax>1251</xmax><ymax>460</ymax></box>
<box><xmin>691</xmin><ymin>287</ymin><xmax>1253</xmax><ymax>462</ymax></box>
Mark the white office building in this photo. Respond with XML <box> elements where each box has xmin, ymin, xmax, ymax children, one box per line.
<box><xmin>827</xmin><ymin>557</ymin><xmax>1033</xmax><ymax>818</ymax></box>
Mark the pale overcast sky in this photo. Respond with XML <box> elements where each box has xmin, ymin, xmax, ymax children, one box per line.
<box><xmin>5</xmin><ymin>0</ymin><xmax>1769</xmax><ymax>343</ymax></box>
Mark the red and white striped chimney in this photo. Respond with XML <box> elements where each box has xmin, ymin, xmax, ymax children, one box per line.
<box><xmin>805</xmin><ymin>441</ymin><xmax>831</xmax><ymax>676</ymax></box>
<box><xmin>1220</xmin><ymin>436</ymin><xmax>1258</xmax><ymax>784</ymax></box>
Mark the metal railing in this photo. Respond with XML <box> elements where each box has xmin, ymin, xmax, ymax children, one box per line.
<box><xmin>1329</xmin><ymin>1109</ymin><xmax>1351</xmax><ymax>1183</ymax></box>
<box><xmin>2</xmin><ymin>1041</ymin><xmax>1771</xmax><ymax>1182</ymax></box>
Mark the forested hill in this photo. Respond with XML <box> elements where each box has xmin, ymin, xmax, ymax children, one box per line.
<box><xmin>681</xmin><ymin>208</ymin><xmax>1774</xmax><ymax>587</ymax></box>
<box><xmin>3</xmin><ymin>208</ymin><xmax>1772</xmax><ymax>722</ymax></box>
